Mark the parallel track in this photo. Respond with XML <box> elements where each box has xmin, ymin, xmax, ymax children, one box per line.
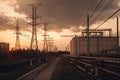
<box><xmin>65</xmin><ymin>56</ymin><xmax>120</xmax><ymax>80</ymax></box>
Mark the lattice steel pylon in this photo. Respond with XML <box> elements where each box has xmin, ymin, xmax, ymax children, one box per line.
<box><xmin>28</xmin><ymin>3</ymin><xmax>41</xmax><ymax>50</ymax></box>
<box><xmin>43</xmin><ymin>23</ymin><xmax>49</xmax><ymax>52</ymax></box>
<box><xmin>15</xmin><ymin>19</ymin><xmax>21</xmax><ymax>50</ymax></box>
<box><xmin>48</xmin><ymin>37</ymin><xmax>54</xmax><ymax>52</ymax></box>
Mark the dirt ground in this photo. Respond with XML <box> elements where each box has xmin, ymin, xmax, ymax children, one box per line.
<box><xmin>51</xmin><ymin>57</ymin><xmax>86</xmax><ymax>80</ymax></box>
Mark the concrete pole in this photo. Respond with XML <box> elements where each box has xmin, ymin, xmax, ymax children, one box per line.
<box><xmin>75</xmin><ymin>35</ymin><xmax>77</xmax><ymax>56</ymax></box>
<box><xmin>117</xmin><ymin>17</ymin><xmax>119</xmax><ymax>54</ymax></box>
<box><xmin>97</xmin><ymin>37</ymin><xmax>99</xmax><ymax>54</ymax></box>
<box><xmin>87</xmin><ymin>14</ymin><xmax>90</xmax><ymax>56</ymax></box>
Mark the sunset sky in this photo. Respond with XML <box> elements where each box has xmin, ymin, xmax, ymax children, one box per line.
<box><xmin>0</xmin><ymin>0</ymin><xmax>120</xmax><ymax>51</ymax></box>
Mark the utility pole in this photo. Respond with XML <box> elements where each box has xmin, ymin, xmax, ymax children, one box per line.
<box><xmin>75</xmin><ymin>35</ymin><xmax>78</xmax><ymax>56</ymax></box>
<box><xmin>43</xmin><ymin>23</ymin><xmax>49</xmax><ymax>52</ymax></box>
<box><xmin>28</xmin><ymin>3</ymin><xmax>41</xmax><ymax>50</ymax></box>
<box><xmin>15</xmin><ymin>19</ymin><xmax>21</xmax><ymax>50</ymax></box>
<box><xmin>87</xmin><ymin>14</ymin><xmax>90</xmax><ymax>56</ymax></box>
<box><xmin>117</xmin><ymin>16</ymin><xmax>119</xmax><ymax>54</ymax></box>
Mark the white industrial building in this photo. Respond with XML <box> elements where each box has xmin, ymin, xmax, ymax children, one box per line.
<box><xmin>70</xmin><ymin>28</ymin><xmax>118</xmax><ymax>57</ymax></box>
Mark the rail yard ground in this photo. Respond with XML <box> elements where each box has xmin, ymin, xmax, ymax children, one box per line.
<box><xmin>51</xmin><ymin>57</ymin><xmax>85</xmax><ymax>80</ymax></box>
<box><xmin>0</xmin><ymin>52</ymin><xmax>120</xmax><ymax>80</ymax></box>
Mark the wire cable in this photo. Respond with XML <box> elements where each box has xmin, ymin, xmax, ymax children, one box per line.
<box><xmin>95</xmin><ymin>8</ymin><xmax>120</xmax><ymax>29</ymax></box>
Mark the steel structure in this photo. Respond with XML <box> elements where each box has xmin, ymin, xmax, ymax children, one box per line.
<box><xmin>15</xmin><ymin>19</ymin><xmax>21</xmax><ymax>50</ymax></box>
<box><xmin>28</xmin><ymin>3</ymin><xmax>41</xmax><ymax>50</ymax></box>
<box><xmin>87</xmin><ymin>14</ymin><xmax>90</xmax><ymax>56</ymax></box>
<box><xmin>43</xmin><ymin>23</ymin><xmax>49</xmax><ymax>52</ymax></box>
<box><xmin>48</xmin><ymin>37</ymin><xmax>54</xmax><ymax>52</ymax></box>
<box><xmin>82</xmin><ymin>28</ymin><xmax>112</xmax><ymax>36</ymax></box>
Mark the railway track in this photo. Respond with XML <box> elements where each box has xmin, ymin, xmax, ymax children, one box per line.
<box><xmin>65</xmin><ymin>56</ymin><xmax>120</xmax><ymax>80</ymax></box>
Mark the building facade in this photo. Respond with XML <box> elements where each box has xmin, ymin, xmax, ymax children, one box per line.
<box><xmin>0</xmin><ymin>42</ymin><xmax>9</xmax><ymax>58</ymax></box>
<box><xmin>70</xmin><ymin>37</ymin><xmax>117</xmax><ymax>57</ymax></box>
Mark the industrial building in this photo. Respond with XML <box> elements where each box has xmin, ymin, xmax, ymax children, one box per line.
<box><xmin>70</xmin><ymin>28</ymin><xmax>118</xmax><ymax>57</ymax></box>
<box><xmin>0</xmin><ymin>42</ymin><xmax>9</xmax><ymax>58</ymax></box>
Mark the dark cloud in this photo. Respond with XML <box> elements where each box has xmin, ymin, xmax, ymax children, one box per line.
<box><xmin>0</xmin><ymin>15</ymin><xmax>31</xmax><ymax>33</ymax></box>
<box><xmin>14</xmin><ymin>0</ymin><xmax>120</xmax><ymax>32</ymax></box>
<box><xmin>0</xmin><ymin>16</ymin><xmax>15</xmax><ymax>31</ymax></box>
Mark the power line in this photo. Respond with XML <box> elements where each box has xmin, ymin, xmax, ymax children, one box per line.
<box><xmin>95</xmin><ymin>8</ymin><xmax>120</xmax><ymax>29</ymax></box>
<box><xmin>80</xmin><ymin>0</ymin><xmax>95</xmax><ymax>25</ymax></box>
<box><xmin>0</xmin><ymin>17</ymin><xmax>7</xmax><ymax>24</ymax></box>
<box><xmin>89</xmin><ymin>0</ymin><xmax>103</xmax><ymax>17</ymax></box>
<box><xmin>88</xmin><ymin>0</ymin><xmax>96</xmax><ymax>13</ymax></box>
<box><xmin>90</xmin><ymin>0</ymin><xmax>105</xmax><ymax>23</ymax></box>
<box><xmin>0</xmin><ymin>17</ymin><xmax>15</xmax><ymax>27</ymax></box>
<box><xmin>90</xmin><ymin>0</ymin><xmax>113</xmax><ymax>24</ymax></box>
<box><xmin>81</xmin><ymin>0</ymin><xmax>102</xmax><ymax>26</ymax></box>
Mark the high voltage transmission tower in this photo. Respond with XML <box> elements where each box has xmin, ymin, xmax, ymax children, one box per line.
<box><xmin>43</xmin><ymin>23</ymin><xmax>49</xmax><ymax>52</ymax></box>
<box><xmin>28</xmin><ymin>3</ymin><xmax>41</xmax><ymax>50</ymax></box>
<box><xmin>48</xmin><ymin>37</ymin><xmax>54</xmax><ymax>52</ymax></box>
<box><xmin>15</xmin><ymin>19</ymin><xmax>21</xmax><ymax>50</ymax></box>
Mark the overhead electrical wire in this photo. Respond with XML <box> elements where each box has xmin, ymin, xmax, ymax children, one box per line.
<box><xmin>81</xmin><ymin>0</ymin><xmax>98</xmax><ymax>26</ymax></box>
<box><xmin>0</xmin><ymin>17</ymin><xmax>8</xmax><ymax>24</ymax></box>
<box><xmin>95</xmin><ymin>8</ymin><xmax>120</xmax><ymax>29</ymax></box>
<box><xmin>81</xmin><ymin>0</ymin><xmax>106</xmax><ymax>26</ymax></box>
<box><xmin>0</xmin><ymin>17</ymin><xmax>15</xmax><ymax>28</ymax></box>
<box><xmin>0</xmin><ymin>17</ymin><xmax>30</xmax><ymax>39</ymax></box>
<box><xmin>91</xmin><ymin>0</ymin><xmax>113</xmax><ymax>23</ymax></box>
<box><xmin>87</xmin><ymin>0</ymin><xmax>96</xmax><ymax>13</ymax></box>
<box><xmin>90</xmin><ymin>0</ymin><xmax>105</xmax><ymax>23</ymax></box>
<box><xmin>89</xmin><ymin>0</ymin><xmax>104</xmax><ymax>17</ymax></box>
<box><xmin>81</xmin><ymin>0</ymin><xmax>117</xmax><ymax>29</ymax></box>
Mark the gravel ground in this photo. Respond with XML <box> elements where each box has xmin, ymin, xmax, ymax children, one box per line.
<box><xmin>51</xmin><ymin>57</ymin><xmax>86</xmax><ymax>80</ymax></box>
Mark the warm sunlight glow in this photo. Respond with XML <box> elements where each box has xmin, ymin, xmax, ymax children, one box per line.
<box><xmin>91</xmin><ymin>17</ymin><xmax>120</xmax><ymax>35</ymax></box>
<box><xmin>0</xmin><ymin>30</ymin><xmax>15</xmax><ymax>49</ymax></box>
<box><xmin>0</xmin><ymin>0</ymin><xmax>119</xmax><ymax>51</ymax></box>
<box><xmin>0</xmin><ymin>30</ymin><xmax>30</xmax><ymax>50</ymax></box>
